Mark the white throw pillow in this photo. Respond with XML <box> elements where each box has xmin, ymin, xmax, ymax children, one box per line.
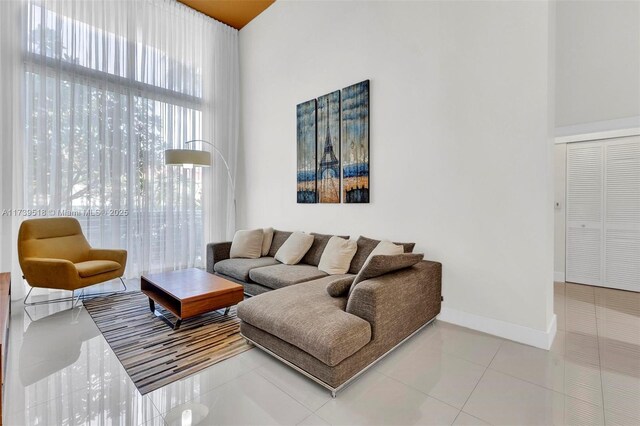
<box><xmin>364</xmin><ymin>240</ymin><xmax>403</xmax><ymax>266</ymax></box>
<box><xmin>262</xmin><ymin>227</ymin><xmax>274</xmax><ymax>256</ymax></box>
<box><xmin>230</xmin><ymin>229</ymin><xmax>264</xmax><ymax>259</ymax></box>
<box><xmin>275</xmin><ymin>232</ymin><xmax>314</xmax><ymax>265</ymax></box>
<box><xmin>318</xmin><ymin>236</ymin><xmax>358</xmax><ymax>275</ymax></box>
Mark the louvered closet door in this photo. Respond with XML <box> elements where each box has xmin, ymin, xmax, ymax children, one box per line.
<box><xmin>566</xmin><ymin>142</ymin><xmax>603</xmax><ymax>286</ymax></box>
<box><xmin>604</xmin><ymin>137</ymin><xmax>640</xmax><ymax>292</ymax></box>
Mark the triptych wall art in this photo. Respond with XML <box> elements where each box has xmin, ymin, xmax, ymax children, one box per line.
<box><xmin>296</xmin><ymin>80</ymin><xmax>369</xmax><ymax>204</ymax></box>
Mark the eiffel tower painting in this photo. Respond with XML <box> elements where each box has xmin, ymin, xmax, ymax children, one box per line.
<box><xmin>316</xmin><ymin>91</ymin><xmax>340</xmax><ymax>203</ymax></box>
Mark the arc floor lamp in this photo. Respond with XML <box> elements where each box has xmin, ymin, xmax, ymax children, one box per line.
<box><xmin>164</xmin><ymin>140</ymin><xmax>236</xmax><ymax>213</ymax></box>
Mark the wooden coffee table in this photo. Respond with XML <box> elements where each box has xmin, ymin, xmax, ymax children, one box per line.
<box><xmin>141</xmin><ymin>268</ymin><xmax>244</xmax><ymax>330</ymax></box>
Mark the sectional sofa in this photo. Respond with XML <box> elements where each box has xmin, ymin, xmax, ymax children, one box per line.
<box><xmin>206</xmin><ymin>230</ymin><xmax>442</xmax><ymax>396</ymax></box>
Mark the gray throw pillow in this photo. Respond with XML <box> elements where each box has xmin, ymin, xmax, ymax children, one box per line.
<box><xmin>348</xmin><ymin>236</ymin><xmax>416</xmax><ymax>274</ymax></box>
<box><xmin>326</xmin><ymin>276</ymin><xmax>356</xmax><ymax>298</ymax></box>
<box><xmin>348</xmin><ymin>253</ymin><xmax>424</xmax><ymax>297</ymax></box>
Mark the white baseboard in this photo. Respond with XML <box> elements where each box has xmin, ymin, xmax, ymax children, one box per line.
<box><xmin>554</xmin><ymin>271</ymin><xmax>565</xmax><ymax>282</ymax></box>
<box><xmin>437</xmin><ymin>308</ymin><xmax>557</xmax><ymax>350</ymax></box>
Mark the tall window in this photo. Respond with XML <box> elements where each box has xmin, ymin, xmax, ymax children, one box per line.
<box><xmin>23</xmin><ymin>2</ymin><xmax>207</xmax><ymax>274</ymax></box>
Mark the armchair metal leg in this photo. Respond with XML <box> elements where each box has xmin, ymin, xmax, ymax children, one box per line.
<box><xmin>23</xmin><ymin>277</ymin><xmax>128</xmax><ymax>307</ymax></box>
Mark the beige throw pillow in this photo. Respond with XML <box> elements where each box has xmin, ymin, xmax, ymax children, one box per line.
<box><xmin>262</xmin><ymin>227</ymin><xmax>274</xmax><ymax>256</ymax></box>
<box><xmin>363</xmin><ymin>240</ymin><xmax>403</xmax><ymax>266</ymax></box>
<box><xmin>230</xmin><ymin>229</ymin><xmax>264</xmax><ymax>259</ymax></box>
<box><xmin>274</xmin><ymin>232</ymin><xmax>314</xmax><ymax>265</ymax></box>
<box><xmin>318</xmin><ymin>236</ymin><xmax>358</xmax><ymax>275</ymax></box>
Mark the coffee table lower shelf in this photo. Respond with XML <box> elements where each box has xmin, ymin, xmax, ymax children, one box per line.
<box><xmin>141</xmin><ymin>269</ymin><xmax>244</xmax><ymax>330</ymax></box>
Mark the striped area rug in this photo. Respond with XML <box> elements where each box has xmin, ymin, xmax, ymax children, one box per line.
<box><xmin>83</xmin><ymin>291</ymin><xmax>251</xmax><ymax>395</ymax></box>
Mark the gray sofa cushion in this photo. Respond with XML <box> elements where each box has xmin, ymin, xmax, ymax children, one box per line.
<box><xmin>237</xmin><ymin>276</ymin><xmax>370</xmax><ymax>367</ymax></box>
<box><xmin>301</xmin><ymin>233</ymin><xmax>350</xmax><ymax>266</ymax></box>
<box><xmin>267</xmin><ymin>230</ymin><xmax>293</xmax><ymax>257</ymax></box>
<box><xmin>348</xmin><ymin>236</ymin><xmax>416</xmax><ymax>274</ymax></box>
<box><xmin>213</xmin><ymin>257</ymin><xmax>279</xmax><ymax>282</ymax></box>
<box><xmin>249</xmin><ymin>264</ymin><xmax>328</xmax><ymax>290</ymax></box>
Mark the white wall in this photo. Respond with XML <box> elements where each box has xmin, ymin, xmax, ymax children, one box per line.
<box><xmin>238</xmin><ymin>0</ymin><xmax>556</xmax><ymax>347</ymax></box>
<box><xmin>554</xmin><ymin>144</ymin><xmax>566</xmax><ymax>281</ymax></box>
<box><xmin>556</xmin><ymin>0</ymin><xmax>640</xmax><ymax>132</ymax></box>
<box><xmin>553</xmin><ymin>1</ymin><xmax>640</xmax><ymax>278</ymax></box>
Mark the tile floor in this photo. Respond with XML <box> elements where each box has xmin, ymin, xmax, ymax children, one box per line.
<box><xmin>3</xmin><ymin>280</ymin><xmax>639</xmax><ymax>425</ymax></box>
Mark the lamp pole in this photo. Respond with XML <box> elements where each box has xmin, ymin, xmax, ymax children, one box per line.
<box><xmin>183</xmin><ymin>139</ymin><xmax>236</xmax><ymax>220</ymax></box>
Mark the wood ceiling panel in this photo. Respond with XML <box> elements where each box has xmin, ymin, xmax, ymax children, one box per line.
<box><xmin>178</xmin><ymin>0</ymin><xmax>275</xmax><ymax>30</ymax></box>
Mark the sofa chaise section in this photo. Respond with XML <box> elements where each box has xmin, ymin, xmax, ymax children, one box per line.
<box><xmin>238</xmin><ymin>260</ymin><xmax>442</xmax><ymax>394</ymax></box>
<box><xmin>238</xmin><ymin>275</ymin><xmax>369</xmax><ymax>366</ymax></box>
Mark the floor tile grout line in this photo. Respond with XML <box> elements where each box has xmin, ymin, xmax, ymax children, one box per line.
<box><xmin>455</xmin><ymin>367</ymin><xmax>489</xmax><ymax>422</ymax></box>
<box><xmin>313</xmin><ymin>408</ymin><xmax>333</xmax><ymax>425</ymax></box>
<box><xmin>465</xmin><ymin>308</ymin><xmax>625</xmax><ymax>420</ymax></box>
<box><xmin>485</xmin><ymin>361</ymin><xmax>604</xmax><ymax>408</ymax></box>
<box><xmin>569</xmin><ymin>282</ymin><xmax>608</xmax><ymax>413</ymax></box>
<box><xmin>145</xmin><ymin>392</ymin><xmax>166</xmax><ymax>423</ymax></box>
<box><xmin>414</xmin><ymin>334</ymin><xmax>502</xmax><ymax>370</ymax></box>
<box><xmin>309</xmin><ymin>321</ymin><xmax>495</xmax><ymax>416</ymax></box>
<box><xmin>385</xmin><ymin>330</ymin><xmax>500</xmax><ymax>370</ymax></box>
<box><xmin>378</xmin><ymin>370</ymin><xmax>463</xmax><ymax>413</ymax></box>
<box><xmin>252</xmin><ymin>364</ymin><xmax>323</xmax><ymax>413</ymax></box>
<box><xmin>592</xmin><ymin>288</ymin><xmax>608</xmax><ymax>416</ymax></box>
<box><xmin>154</xmin><ymin>366</ymin><xmax>258</xmax><ymax>420</ymax></box>
<box><xmin>485</xmin><ymin>364</ymin><xmax>607</xmax><ymax>415</ymax></box>
<box><xmin>150</xmin><ymin>349</ymin><xmax>266</xmax><ymax>420</ymax></box>
<box><xmin>454</xmin><ymin>338</ymin><xmax>504</xmax><ymax>424</ymax></box>
<box><xmin>311</xmin><ymin>366</ymin><xmax>370</xmax><ymax>417</ymax></box>
<box><xmin>484</xmin><ymin>339</ymin><xmax>606</xmax><ymax>408</ymax></box>
<box><xmin>450</xmin><ymin>410</ymin><xmax>464</xmax><ymax>425</ymax></box>
<box><xmin>296</xmin><ymin>412</ymin><xmax>324</xmax><ymax>426</ymax></box>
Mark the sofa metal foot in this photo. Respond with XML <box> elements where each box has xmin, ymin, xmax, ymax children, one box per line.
<box><xmin>331</xmin><ymin>390</ymin><xmax>337</xmax><ymax>398</ymax></box>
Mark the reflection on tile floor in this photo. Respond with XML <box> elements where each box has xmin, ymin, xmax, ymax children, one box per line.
<box><xmin>3</xmin><ymin>280</ymin><xmax>639</xmax><ymax>425</ymax></box>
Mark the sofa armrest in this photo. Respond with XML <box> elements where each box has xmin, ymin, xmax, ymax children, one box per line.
<box><xmin>346</xmin><ymin>260</ymin><xmax>442</xmax><ymax>341</ymax></box>
<box><xmin>88</xmin><ymin>248</ymin><xmax>128</xmax><ymax>267</ymax></box>
<box><xmin>207</xmin><ymin>242</ymin><xmax>232</xmax><ymax>273</ymax></box>
<box><xmin>22</xmin><ymin>257</ymin><xmax>79</xmax><ymax>289</ymax></box>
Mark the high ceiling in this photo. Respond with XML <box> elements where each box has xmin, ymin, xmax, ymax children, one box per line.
<box><xmin>178</xmin><ymin>0</ymin><xmax>275</xmax><ymax>30</ymax></box>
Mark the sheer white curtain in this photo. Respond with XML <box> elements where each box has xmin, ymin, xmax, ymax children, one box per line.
<box><xmin>204</xmin><ymin>21</ymin><xmax>239</xmax><ymax>243</ymax></box>
<box><xmin>0</xmin><ymin>0</ymin><xmax>26</xmax><ymax>299</ymax></box>
<box><xmin>1</xmin><ymin>0</ymin><xmax>238</xmax><ymax>298</ymax></box>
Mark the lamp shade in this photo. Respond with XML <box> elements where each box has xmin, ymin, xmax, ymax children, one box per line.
<box><xmin>164</xmin><ymin>149</ymin><xmax>211</xmax><ymax>167</ymax></box>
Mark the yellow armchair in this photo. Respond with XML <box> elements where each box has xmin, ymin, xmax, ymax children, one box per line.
<box><xmin>18</xmin><ymin>217</ymin><xmax>128</xmax><ymax>304</ymax></box>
